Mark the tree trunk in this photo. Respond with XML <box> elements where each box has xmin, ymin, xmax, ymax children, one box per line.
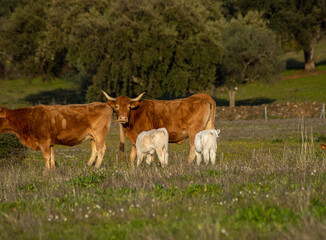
<box><xmin>304</xmin><ymin>48</ymin><xmax>315</xmax><ymax>72</ymax></box>
<box><xmin>228</xmin><ymin>88</ymin><xmax>236</xmax><ymax>108</ymax></box>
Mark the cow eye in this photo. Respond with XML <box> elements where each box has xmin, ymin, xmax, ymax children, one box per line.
<box><xmin>115</xmin><ymin>105</ymin><xmax>119</xmax><ymax>110</ymax></box>
<box><xmin>128</xmin><ymin>105</ymin><xmax>131</xmax><ymax>109</ymax></box>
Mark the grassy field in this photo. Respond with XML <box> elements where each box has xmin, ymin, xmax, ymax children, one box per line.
<box><xmin>0</xmin><ymin>118</ymin><xmax>326</xmax><ymax>239</ymax></box>
<box><xmin>0</xmin><ymin>78</ymin><xmax>80</xmax><ymax>108</ymax></box>
<box><xmin>214</xmin><ymin>40</ymin><xmax>326</xmax><ymax>106</ymax></box>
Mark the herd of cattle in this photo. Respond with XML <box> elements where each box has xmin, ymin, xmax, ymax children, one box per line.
<box><xmin>0</xmin><ymin>92</ymin><xmax>221</xmax><ymax>169</ymax></box>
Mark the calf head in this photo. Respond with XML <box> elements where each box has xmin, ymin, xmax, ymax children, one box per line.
<box><xmin>215</xmin><ymin>129</ymin><xmax>221</xmax><ymax>141</ymax></box>
<box><xmin>102</xmin><ymin>91</ymin><xmax>146</xmax><ymax>124</ymax></box>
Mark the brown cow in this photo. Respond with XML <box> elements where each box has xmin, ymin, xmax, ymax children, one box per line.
<box><xmin>0</xmin><ymin>103</ymin><xmax>113</xmax><ymax>170</ymax></box>
<box><xmin>102</xmin><ymin>91</ymin><xmax>216</xmax><ymax>165</ymax></box>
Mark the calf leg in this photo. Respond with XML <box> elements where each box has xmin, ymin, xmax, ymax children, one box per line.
<box><xmin>155</xmin><ymin>148</ymin><xmax>167</xmax><ymax>167</ymax></box>
<box><xmin>210</xmin><ymin>150</ymin><xmax>216</xmax><ymax>165</ymax></box>
<box><xmin>137</xmin><ymin>152</ymin><xmax>144</xmax><ymax>166</ymax></box>
<box><xmin>145</xmin><ymin>154</ymin><xmax>153</xmax><ymax>165</ymax></box>
<box><xmin>203</xmin><ymin>150</ymin><xmax>210</xmax><ymax>164</ymax></box>
<box><xmin>195</xmin><ymin>152</ymin><xmax>202</xmax><ymax>165</ymax></box>
<box><xmin>87</xmin><ymin>139</ymin><xmax>98</xmax><ymax>167</ymax></box>
<box><xmin>162</xmin><ymin>147</ymin><xmax>169</xmax><ymax>167</ymax></box>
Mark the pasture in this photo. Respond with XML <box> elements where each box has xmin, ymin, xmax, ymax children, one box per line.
<box><xmin>0</xmin><ymin>117</ymin><xmax>326</xmax><ymax>239</ymax></box>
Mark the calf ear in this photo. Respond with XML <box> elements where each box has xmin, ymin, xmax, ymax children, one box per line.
<box><xmin>0</xmin><ymin>107</ymin><xmax>7</xmax><ymax>118</ymax></box>
<box><xmin>130</xmin><ymin>101</ymin><xmax>140</xmax><ymax>109</ymax></box>
<box><xmin>216</xmin><ymin>129</ymin><xmax>220</xmax><ymax>134</ymax></box>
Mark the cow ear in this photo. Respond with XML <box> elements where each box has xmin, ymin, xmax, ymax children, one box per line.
<box><xmin>130</xmin><ymin>101</ymin><xmax>140</xmax><ymax>109</ymax></box>
<box><xmin>106</xmin><ymin>100</ymin><xmax>116</xmax><ymax>109</ymax></box>
<box><xmin>216</xmin><ymin>129</ymin><xmax>220</xmax><ymax>134</ymax></box>
<box><xmin>0</xmin><ymin>107</ymin><xmax>7</xmax><ymax>118</ymax></box>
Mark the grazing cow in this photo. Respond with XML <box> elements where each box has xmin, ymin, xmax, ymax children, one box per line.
<box><xmin>101</xmin><ymin>91</ymin><xmax>216</xmax><ymax>165</ymax></box>
<box><xmin>194</xmin><ymin>129</ymin><xmax>220</xmax><ymax>165</ymax></box>
<box><xmin>136</xmin><ymin>128</ymin><xmax>169</xmax><ymax>167</ymax></box>
<box><xmin>0</xmin><ymin>103</ymin><xmax>113</xmax><ymax>170</ymax></box>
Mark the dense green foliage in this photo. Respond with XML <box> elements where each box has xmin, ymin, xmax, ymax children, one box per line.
<box><xmin>219</xmin><ymin>12</ymin><xmax>285</xmax><ymax>89</ymax></box>
<box><xmin>0</xmin><ymin>0</ymin><xmax>301</xmax><ymax>102</ymax></box>
<box><xmin>222</xmin><ymin>0</ymin><xmax>326</xmax><ymax>71</ymax></box>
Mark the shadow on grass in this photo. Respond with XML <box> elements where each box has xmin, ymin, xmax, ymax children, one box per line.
<box><xmin>23</xmin><ymin>89</ymin><xmax>84</xmax><ymax>105</ymax></box>
<box><xmin>316</xmin><ymin>60</ymin><xmax>326</xmax><ymax>67</ymax></box>
<box><xmin>236</xmin><ymin>98</ymin><xmax>275</xmax><ymax>106</ymax></box>
<box><xmin>286</xmin><ymin>58</ymin><xmax>304</xmax><ymax>70</ymax></box>
<box><xmin>213</xmin><ymin>97</ymin><xmax>275</xmax><ymax>107</ymax></box>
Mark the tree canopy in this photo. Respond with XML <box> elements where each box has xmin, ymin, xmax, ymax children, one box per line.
<box><xmin>3</xmin><ymin>0</ymin><xmax>322</xmax><ymax>103</ymax></box>
<box><xmin>218</xmin><ymin>11</ymin><xmax>285</xmax><ymax>107</ymax></box>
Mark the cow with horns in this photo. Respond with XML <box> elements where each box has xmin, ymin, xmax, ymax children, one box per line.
<box><xmin>101</xmin><ymin>90</ymin><xmax>216</xmax><ymax>165</ymax></box>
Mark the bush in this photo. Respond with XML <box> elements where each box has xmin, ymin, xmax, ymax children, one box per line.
<box><xmin>0</xmin><ymin>133</ymin><xmax>28</xmax><ymax>166</ymax></box>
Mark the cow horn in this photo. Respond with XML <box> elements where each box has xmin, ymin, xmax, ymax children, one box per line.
<box><xmin>101</xmin><ymin>90</ymin><xmax>115</xmax><ymax>101</ymax></box>
<box><xmin>131</xmin><ymin>92</ymin><xmax>147</xmax><ymax>102</ymax></box>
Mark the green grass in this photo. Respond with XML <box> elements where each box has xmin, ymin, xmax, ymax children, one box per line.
<box><xmin>215</xmin><ymin>72</ymin><xmax>326</xmax><ymax>106</ymax></box>
<box><xmin>214</xmin><ymin>39</ymin><xmax>326</xmax><ymax>106</ymax></box>
<box><xmin>0</xmin><ymin>118</ymin><xmax>326</xmax><ymax>239</ymax></box>
<box><xmin>0</xmin><ymin>77</ymin><xmax>79</xmax><ymax>108</ymax></box>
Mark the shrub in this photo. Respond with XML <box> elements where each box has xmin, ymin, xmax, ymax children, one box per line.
<box><xmin>0</xmin><ymin>133</ymin><xmax>28</xmax><ymax>166</ymax></box>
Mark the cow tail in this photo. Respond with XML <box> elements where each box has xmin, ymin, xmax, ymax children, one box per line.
<box><xmin>119</xmin><ymin>123</ymin><xmax>125</xmax><ymax>161</ymax></box>
<box><xmin>206</xmin><ymin>97</ymin><xmax>216</xmax><ymax>130</ymax></box>
<box><xmin>163</xmin><ymin>128</ymin><xmax>169</xmax><ymax>152</ymax></box>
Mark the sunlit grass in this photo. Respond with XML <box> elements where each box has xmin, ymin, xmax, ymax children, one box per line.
<box><xmin>0</xmin><ymin>119</ymin><xmax>325</xmax><ymax>239</ymax></box>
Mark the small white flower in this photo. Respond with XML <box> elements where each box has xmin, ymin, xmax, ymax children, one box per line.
<box><xmin>84</xmin><ymin>214</ymin><xmax>89</xmax><ymax>218</ymax></box>
<box><xmin>95</xmin><ymin>204</ymin><xmax>101</xmax><ymax>209</ymax></box>
<box><xmin>120</xmin><ymin>208</ymin><xmax>124</xmax><ymax>212</ymax></box>
<box><xmin>266</xmin><ymin>194</ymin><xmax>269</xmax><ymax>198</ymax></box>
<box><xmin>221</xmin><ymin>228</ymin><xmax>228</xmax><ymax>236</ymax></box>
<box><xmin>55</xmin><ymin>215</ymin><xmax>59</xmax><ymax>220</ymax></box>
<box><xmin>63</xmin><ymin>217</ymin><xmax>67</xmax><ymax>222</ymax></box>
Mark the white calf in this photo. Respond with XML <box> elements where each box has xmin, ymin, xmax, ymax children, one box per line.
<box><xmin>194</xmin><ymin>129</ymin><xmax>220</xmax><ymax>165</ymax></box>
<box><xmin>136</xmin><ymin>128</ymin><xmax>169</xmax><ymax>167</ymax></box>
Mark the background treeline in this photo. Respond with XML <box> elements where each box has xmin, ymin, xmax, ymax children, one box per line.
<box><xmin>0</xmin><ymin>0</ymin><xmax>325</xmax><ymax>104</ymax></box>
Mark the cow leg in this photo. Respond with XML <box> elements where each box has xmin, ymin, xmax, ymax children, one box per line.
<box><xmin>40</xmin><ymin>146</ymin><xmax>51</xmax><ymax>170</ymax></box>
<box><xmin>50</xmin><ymin>145</ymin><xmax>55</xmax><ymax>170</ymax></box>
<box><xmin>87</xmin><ymin>139</ymin><xmax>98</xmax><ymax>167</ymax></box>
<box><xmin>195</xmin><ymin>152</ymin><xmax>202</xmax><ymax>165</ymax></box>
<box><xmin>187</xmin><ymin>133</ymin><xmax>197</xmax><ymax>164</ymax></box>
<box><xmin>94</xmin><ymin>138</ymin><xmax>106</xmax><ymax>169</ymax></box>
<box><xmin>210</xmin><ymin>150</ymin><xmax>216</xmax><ymax>165</ymax></box>
<box><xmin>129</xmin><ymin>145</ymin><xmax>137</xmax><ymax>166</ymax></box>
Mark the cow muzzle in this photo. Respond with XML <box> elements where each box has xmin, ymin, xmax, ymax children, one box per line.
<box><xmin>118</xmin><ymin>115</ymin><xmax>128</xmax><ymax>123</ymax></box>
